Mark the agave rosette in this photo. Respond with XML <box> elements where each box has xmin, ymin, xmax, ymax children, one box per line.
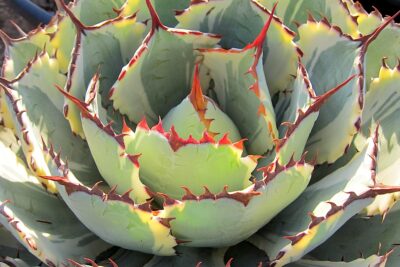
<box><xmin>0</xmin><ymin>0</ymin><xmax>399</xmax><ymax>266</ymax></box>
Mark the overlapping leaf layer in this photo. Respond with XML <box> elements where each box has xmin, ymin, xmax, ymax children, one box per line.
<box><xmin>0</xmin><ymin>0</ymin><xmax>399</xmax><ymax>266</ymax></box>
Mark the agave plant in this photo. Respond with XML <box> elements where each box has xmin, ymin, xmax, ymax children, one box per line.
<box><xmin>0</xmin><ymin>0</ymin><xmax>400</xmax><ymax>266</ymax></box>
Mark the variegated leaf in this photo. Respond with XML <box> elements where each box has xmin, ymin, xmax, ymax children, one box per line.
<box><xmin>354</xmin><ymin>64</ymin><xmax>400</xmax><ymax>216</ymax></box>
<box><xmin>250</xmin><ymin>126</ymin><xmax>400</xmax><ymax>266</ymax></box>
<box><xmin>257</xmin><ymin>0</ymin><xmax>358</xmax><ymax>37</ymax></box>
<box><xmin>288</xmin><ymin>253</ymin><xmax>390</xmax><ymax>267</ymax></box>
<box><xmin>0</xmin><ymin>142</ymin><xmax>112</xmax><ymax>266</ymax></box>
<box><xmin>60</xmin><ymin>2</ymin><xmax>147</xmax><ymax>137</ymax></box>
<box><xmin>120</xmin><ymin>0</ymin><xmax>190</xmax><ymax>27</ymax></box>
<box><xmin>298</xmin><ymin>19</ymin><xmax>364</xmax><ymax>164</ymax></box>
<box><xmin>159</xmin><ymin>158</ymin><xmax>312</xmax><ymax>247</ymax></box>
<box><xmin>110</xmin><ymin>0</ymin><xmax>220</xmax><ymax>125</ymax></box>
<box><xmin>176</xmin><ymin>0</ymin><xmax>299</xmax><ymax>95</ymax></box>
<box><xmin>1</xmin><ymin>52</ymin><xmax>100</xmax><ymax>190</ymax></box>
<box><xmin>311</xmin><ymin>202</ymin><xmax>400</xmax><ymax>267</ymax></box>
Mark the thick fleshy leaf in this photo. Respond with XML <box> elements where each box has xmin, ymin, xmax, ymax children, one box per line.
<box><xmin>65</xmin><ymin>0</ymin><xmax>125</xmax><ymax>25</ymax></box>
<box><xmin>60</xmin><ymin>78</ymin><xmax>257</xmax><ymax>201</ymax></box>
<box><xmin>288</xmin><ymin>253</ymin><xmax>390</xmax><ymax>267</ymax></box>
<box><xmin>298</xmin><ymin>19</ymin><xmax>364</xmax><ymax>164</ymax></box>
<box><xmin>250</xmin><ymin>127</ymin><xmax>400</xmax><ymax>266</ymax></box>
<box><xmin>176</xmin><ymin>0</ymin><xmax>299</xmax><ymax>95</ymax></box>
<box><xmin>144</xmin><ymin>247</ymin><xmax>226</xmax><ymax>267</ymax></box>
<box><xmin>120</xmin><ymin>0</ymin><xmax>190</xmax><ymax>27</ymax></box>
<box><xmin>41</xmin><ymin>140</ymin><xmax>177</xmax><ymax>256</ymax></box>
<box><xmin>0</xmin><ymin>225</ymin><xmax>38</xmax><ymax>265</ymax></box>
<box><xmin>57</xmin><ymin>76</ymin><xmax>151</xmax><ymax>204</ymax></box>
<box><xmin>0</xmin><ymin>257</ymin><xmax>40</xmax><ymax>267</ymax></box>
<box><xmin>200</xmin><ymin>8</ymin><xmax>279</xmax><ymax>155</ymax></box>
<box><xmin>268</xmin><ymin>67</ymin><xmax>356</xmax><ymax>167</ymax></box>
<box><xmin>110</xmin><ymin>0</ymin><xmax>220</xmax><ymax>125</ymax></box>
<box><xmin>0</xmin><ymin>142</ymin><xmax>112</xmax><ymax>266</ymax></box>
<box><xmin>354</xmin><ymin>64</ymin><xmax>400</xmax><ymax>216</ymax></box>
<box><xmin>49</xmin><ymin>14</ymin><xmax>77</xmax><ymax>74</ymax></box>
<box><xmin>46</xmin><ymin>175</ymin><xmax>177</xmax><ymax>256</ymax></box>
<box><xmin>364</xmin><ymin>22</ymin><xmax>400</xmax><ymax>91</ymax></box>
<box><xmin>61</xmin><ymin>3</ymin><xmax>147</xmax><ymax>137</ymax></box>
<box><xmin>257</xmin><ymin>0</ymin><xmax>358</xmax><ymax>37</ymax></box>
<box><xmin>1</xmin><ymin>52</ymin><xmax>100</xmax><ymax>189</ymax></box>
<box><xmin>159</xmin><ymin>157</ymin><xmax>313</xmax><ymax>247</ymax></box>
<box><xmin>0</xmin><ymin>27</ymin><xmax>53</xmax><ymax>79</ymax></box>
<box><xmin>67</xmin><ymin>248</ymin><xmax>153</xmax><ymax>267</ymax></box>
<box><xmin>162</xmin><ymin>65</ymin><xmax>242</xmax><ymax>143</ymax></box>
<box><xmin>347</xmin><ymin>6</ymin><xmax>400</xmax><ymax>91</ymax></box>
<box><xmin>275</xmin><ymin>62</ymin><xmax>315</xmax><ymax>132</ymax></box>
<box><xmin>311</xmin><ymin>202</ymin><xmax>400</xmax><ymax>267</ymax></box>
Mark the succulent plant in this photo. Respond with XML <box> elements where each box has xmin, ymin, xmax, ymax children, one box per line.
<box><xmin>0</xmin><ymin>0</ymin><xmax>400</xmax><ymax>266</ymax></box>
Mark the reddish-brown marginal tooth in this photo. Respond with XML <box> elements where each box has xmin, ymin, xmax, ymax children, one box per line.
<box><xmin>158</xmin><ymin>193</ymin><xmax>178</xmax><ymax>206</ymax></box>
<box><xmin>181</xmin><ymin>186</ymin><xmax>198</xmax><ymax>201</ymax></box>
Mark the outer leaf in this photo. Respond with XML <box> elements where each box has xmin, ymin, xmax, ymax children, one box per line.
<box><xmin>57</xmin><ymin>75</ymin><xmax>151</xmax><ymax>204</ymax></box>
<box><xmin>311</xmin><ymin>202</ymin><xmax>400</xmax><ymax>267</ymax></box>
<box><xmin>288</xmin><ymin>253</ymin><xmax>390</xmax><ymax>267</ymax></box>
<box><xmin>0</xmin><ymin>225</ymin><xmax>39</xmax><ymax>265</ymax></box>
<box><xmin>120</xmin><ymin>0</ymin><xmax>190</xmax><ymax>27</ymax></box>
<box><xmin>110</xmin><ymin>0</ymin><xmax>220</xmax><ymax>125</ymax></box>
<box><xmin>355</xmin><ymin>64</ymin><xmax>400</xmax><ymax>216</ymax></box>
<box><xmin>274</xmin><ymin>70</ymin><xmax>355</xmax><ymax>166</ymax></box>
<box><xmin>250</xmin><ymin>127</ymin><xmax>400</xmax><ymax>266</ymax></box>
<box><xmin>143</xmin><ymin>247</ymin><xmax>226</xmax><ymax>267</ymax></box>
<box><xmin>258</xmin><ymin>0</ymin><xmax>358</xmax><ymax>37</ymax></box>
<box><xmin>66</xmin><ymin>0</ymin><xmax>125</xmax><ymax>25</ymax></box>
<box><xmin>364</xmin><ymin>22</ymin><xmax>400</xmax><ymax>91</ymax></box>
<box><xmin>200</xmin><ymin>7</ymin><xmax>279</xmax><ymax>155</ymax></box>
<box><xmin>298</xmin><ymin>19</ymin><xmax>364</xmax><ymax>163</ymax></box>
<box><xmin>0</xmin><ymin>27</ymin><xmax>53</xmax><ymax>79</ymax></box>
<box><xmin>45</xmin><ymin>175</ymin><xmax>177</xmax><ymax>256</ymax></box>
<box><xmin>61</xmin><ymin>3</ymin><xmax>147</xmax><ymax>137</ymax></box>
<box><xmin>0</xmin><ymin>142</ymin><xmax>112</xmax><ymax>266</ymax></box>
<box><xmin>346</xmin><ymin>5</ymin><xmax>400</xmax><ymax>90</ymax></box>
<box><xmin>1</xmin><ymin>52</ymin><xmax>100</xmax><ymax>189</ymax></box>
<box><xmin>176</xmin><ymin>0</ymin><xmax>300</xmax><ymax>95</ymax></box>
<box><xmin>48</xmin><ymin>14</ymin><xmax>77</xmax><ymax>73</ymax></box>
<box><xmin>0</xmin><ymin>257</ymin><xmax>40</xmax><ymax>267</ymax></box>
<box><xmin>160</xmin><ymin>158</ymin><xmax>313</xmax><ymax>247</ymax></box>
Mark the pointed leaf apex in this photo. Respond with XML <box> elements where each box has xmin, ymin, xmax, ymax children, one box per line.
<box><xmin>247</xmin><ymin>2</ymin><xmax>277</xmax><ymax>53</ymax></box>
<box><xmin>361</xmin><ymin>10</ymin><xmax>400</xmax><ymax>52</ymax></box>
<box><xmin>55</xmin><ymin>84</ymin><xmax>91</xmax><ymax>117</ymax></box>
<box><xmin>312</xmin><ymin>74</ymin><xmax>357</xmax><ymax>110</ymax></box>
<box><xmin>189</xmin><ymin>64</ymin><xmax>207</xmax><ymax>111</ymax></box>
<box><xmin>58</xmin><ymin>0</ymin><xmax>88</xmax><ymax>34</ymax></box>
<box><xmin>146</xmin><ymin>0</ymin><xmax>166</xmax><ymax>31</ymax></box>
